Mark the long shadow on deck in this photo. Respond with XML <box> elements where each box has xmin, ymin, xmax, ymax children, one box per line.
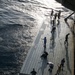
<box><xmin>57</xmin><ymin>20</ymin><xmax>61</xmax><ymax>37</ymax></box>
<box><xmin>65</xmin><ymin>44</ymin><xmax>72</xmax><ymax>74</ymax></box>
<box><xmin>50</xmin><ymin>25</ymin><xmax>57</xmax><ymax>56</ymax></box>
<box><xmin>38</xmin><ymin>58</ymin><xmax>48</xmax><ymax>75</ymax></box>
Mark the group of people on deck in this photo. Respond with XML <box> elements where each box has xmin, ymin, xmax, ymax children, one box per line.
<box><xmin>30</xmin><ymin>9</ymin><xmax>70</xmax><ymax>75</ymax></box>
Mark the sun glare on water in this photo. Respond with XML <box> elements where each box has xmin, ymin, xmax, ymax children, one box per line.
<box><xmin>36</xmin><ymin>0</ymin><xmax>63</xmax><ymax>8</ymax></box>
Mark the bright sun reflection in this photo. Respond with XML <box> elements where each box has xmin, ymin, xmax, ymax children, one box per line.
<box><xmin>35</xmin><ymin>0</ymin><xmax>63</xmax><ymax>8</ymax></box>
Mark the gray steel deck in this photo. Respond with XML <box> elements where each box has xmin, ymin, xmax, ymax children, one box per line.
<box><xmin>20</xmin><ymin>16</ymin><xmax>74</xmax><ymax>75</ymax></box>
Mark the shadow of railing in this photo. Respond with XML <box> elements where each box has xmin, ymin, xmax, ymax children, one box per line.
<box><xmin>65</xmin><ymin>21</ymin><xmax>75</xmax><ymax>36</ymax></box>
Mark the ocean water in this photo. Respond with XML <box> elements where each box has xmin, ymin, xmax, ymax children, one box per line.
<box><xmin>0</xmin><ymin>0</ymin><xmax>46</xmax><ymax>74</ymax></box>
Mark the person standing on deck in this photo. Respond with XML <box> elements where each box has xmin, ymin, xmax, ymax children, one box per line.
<box><xmin>50</xmin><ymin>9</ymin><xmax>54</xmax><ymax>19</ymax></box>
<box><xmin>44</xmin><ymin>37</ymin><xmax>47</xmax><ymax>49</ymax></box>
<box><xmin>61</xmin><ymin>58</ymin><xmax>65</xmax><ymax>70</ymax></box>
<box><xmin>54</xmin><ymin>13</ymin><xmax>57</xmax><ymax>20</ymax></box>
<box><xmin>58</xmin><ymin>10</ymin><xmax>61</xmax><ymax>20</ymax></box>
<box><xmin>30</xmin><ymin>68</ymin><xmax>37</xmax><ymax>75</ymax></box>
<box><xmin>64</xmin><ymin>33</ymin><xmax>70</xmax><ymax>46</ymax></box>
